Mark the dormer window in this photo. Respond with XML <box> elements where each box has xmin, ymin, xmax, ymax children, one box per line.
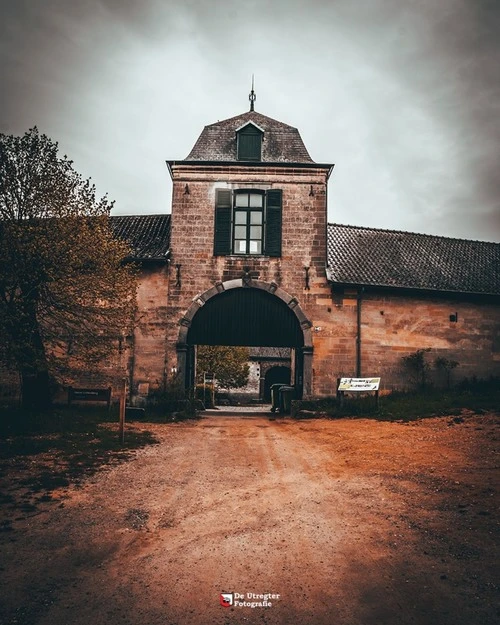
<box><xmin>236</xmin><ymin>123</ymin><xmax>263</xmax><ymax>161</ymax></box>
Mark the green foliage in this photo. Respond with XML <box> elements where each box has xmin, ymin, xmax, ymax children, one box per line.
<box><xmin>0</xmin><ymin>128</ymin><xmax>138</xmax><ymax>408</ymax></box>
<box><xmin>196</xmin><ymin>345</ymin><xmax>250</xmax><ymax>391</ymax></box>
<box><xmin>148</xmin><ymin>375</ymin><xmax>199</xmax><ymax>419</ymax></box>
<box><xmin>401</xmin><ymin>348</ymin><xmax>431</xmax><ymax>390</ymax></box>
<box><xmin>434</xmin><ymin>356</ymin><xmax>459</xmax><ymax>388</ymax></box>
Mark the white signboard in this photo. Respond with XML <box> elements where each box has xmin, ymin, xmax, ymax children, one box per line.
<box><xmin>338</xmin><ymin>377</ymin><xmax>381</xmax><ymax>392</ymax></box>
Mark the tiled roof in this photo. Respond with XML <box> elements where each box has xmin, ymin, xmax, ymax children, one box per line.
<box><xmin>327</xmin><ymin>224</ymin><xmax>500</xmax><ymax>295</ymax></box>
<box><xmin>110</xmin><ymin>214</ymin><xmax>171</xmax><ymax>261</ymax></box>
<box><xmin>249</xmin><ymin>347</ymin><xmax>292</xmax><ymax>359</ymax></box>
<box><xmin>185</xmin><ymin>110</ymin><xmax>314</xmax><ymax>163</ymax></box>
<box><xmin>109</xmin><ymin>215</ymin><xmax>499</xmax><ymax>295</ymax></box>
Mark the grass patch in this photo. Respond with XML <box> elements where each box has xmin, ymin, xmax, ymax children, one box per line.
<box><xmin>292</xmin><ymin>380</ymin><xmax>500</xmax><ymax>422</ymax></box>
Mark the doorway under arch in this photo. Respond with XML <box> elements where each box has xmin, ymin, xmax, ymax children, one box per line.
<box><xmin>263</xmin><ymin>366</ymin><xmax>292</xmax><ymax>401</ymax></box>
<box><xmin>176</xmin><ymin>279</ymin><xmax>313</xmax><ymax>398</ymax></box>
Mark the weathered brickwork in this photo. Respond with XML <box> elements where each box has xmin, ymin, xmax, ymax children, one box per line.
<box><xmin>165</xmin><ymin>164</ymin><xmax>330</xmax><ymax>389</ymax></box>
<box><xmin>305</xmin><ymin>289</ymin><xmax>500</xmax><ymax>394</ymax></box>
<box><xmin>5</xmin><ymin>109</ymin><xmax>497</xmax><ymax>403</ymax></box>
<box><xmin>61</xmin><ymin>264</ymin><xmax>169</xmax><ymax>400</ymax></box>
<box><xmin>156</xmin><ymin>157</ymin><xmax>500</xmax><ymax>398</ymax></box>
<box><xmin>0</xmin><ymin>263</ymin><xmax>169</xmax><ymax>404</ymax></box>
<box><xmin>130</xmin><ymin>263</ymin><xmax>170</xmax><ymax>394</ymax></box>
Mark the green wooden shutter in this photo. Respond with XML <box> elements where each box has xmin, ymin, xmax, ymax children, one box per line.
<box><xmin>214</xmin><ymin>189</ymin><xmax>232</xmax><ymax>256</ymax></box>
<box><xmin>265</xmin><ymin>189</ymin><xmax>282</xmax><ymax>257</ymax></box>
<box><xmin>237</xmin><ymin>125</ymin><xmax>262</xmax><ymax>161</ymax></box>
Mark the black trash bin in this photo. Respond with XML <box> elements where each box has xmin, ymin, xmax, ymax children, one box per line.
<box><xmin>270</xmin><ymin>383</ymin><xmax>284</xmax><ymax>413</ymax></box>
<box><xmin>278</xmin><ymin>385</ymin><xmax>295</xmax><ymax>415</ymax></box>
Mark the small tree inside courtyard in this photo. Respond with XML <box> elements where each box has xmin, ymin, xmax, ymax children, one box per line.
<box><xmin>0</xmin><ymin>128</ymin><xmax>137</xmax><ymax>409</ymax></box>
<box><xmin>196</xmin><ymin>345</ymin><xmax>250</xmax><ymax>394</ymax></box>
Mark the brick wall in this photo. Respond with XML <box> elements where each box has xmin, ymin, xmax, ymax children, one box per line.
<box><xmin>130</xmin><ymin>263</ymin><xmax>170</xmax><ymax>396</ymax></box>
<box><xmin>308</xmin><ymin>289</ymin><xmax>500</xmax><ymax>394</ymax></box>
<box><xmin>161</xmin><ymin>162</ymin><xmax>500</xmax><ymax>398</ymax></box>
<box><xmin>165</xmin><ymin>164</ymin><xmax>330</xmax><ymax>382</ymax></box>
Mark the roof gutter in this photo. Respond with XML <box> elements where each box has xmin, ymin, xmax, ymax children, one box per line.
<box><xmin>356</xmin><ymin>287</ymin><xmax>364</xmax><ymax>377</ymax></box>
<box><xmin>166</xmin><ymin>159</ymin><xmax>334</xmax><ymax>174</ymax></box>
<box><xmin>326</xmin><ymin>268</ymin><xmax>500</xmax><ymax>298</ymax></box>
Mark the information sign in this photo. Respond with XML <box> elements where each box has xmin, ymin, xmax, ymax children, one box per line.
<box><xmin>338</xmin><ymin>377</ymin><xmax>381</xmax><ymax>392</ymax></box>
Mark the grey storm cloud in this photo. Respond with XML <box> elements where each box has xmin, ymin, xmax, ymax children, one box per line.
<box><xmin>0</xmin><ymin>0</ymin><xmax>499</xmax><ymax>241</ymax></box>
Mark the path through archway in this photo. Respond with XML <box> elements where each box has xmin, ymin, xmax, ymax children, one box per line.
<box><xmin>263</xmin><ymin>366</ymin><xmax>292</xmax><ymax>401</ymax></box>
<box><xmin>177</xmin><ymin>280</ymin><xmax>313</xmax><ymax>399</ymax></box>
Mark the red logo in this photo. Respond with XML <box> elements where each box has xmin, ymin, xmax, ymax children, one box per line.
<box><xmin>220</xmin><ymin>592</ymin><xmax>233</xmax><ymax>607</ymax></box>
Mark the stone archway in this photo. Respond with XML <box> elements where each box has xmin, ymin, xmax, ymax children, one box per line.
<box><xmin>176</xmin><ymin>279</ymin><xmax>313</xmax><ymax>398</ymax></box>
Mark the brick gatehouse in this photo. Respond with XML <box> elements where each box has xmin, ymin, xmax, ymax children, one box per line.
<box><xmin>103</xmin><ymin>97</ymin><xmax>500</xmax><ymax>403</ymax></box>
<box><xmin>4</xmin><ymin>97</ymin><xmax>496</xmax><ymax>404</ymax></box>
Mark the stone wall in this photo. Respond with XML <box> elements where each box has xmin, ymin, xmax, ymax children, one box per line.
<box><xmin>307</xmin><ymin>288</ymin><xmax>500</xmax><ymax>394</ymax></box>
<box><xmin>165</xmin><ymin>162</ymin><xmax>500</xmax><ymax>397</ymax></box>
<box><xmin>130</xmin><ymin>262</ymin><xmax>170</xmax><ymax>398</ymax></box>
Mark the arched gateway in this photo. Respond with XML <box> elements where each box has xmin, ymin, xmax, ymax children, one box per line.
<box><xmin>176</xmin><ymin>279</ymin><xmax>313</xmax><ymax>399</ymax></box>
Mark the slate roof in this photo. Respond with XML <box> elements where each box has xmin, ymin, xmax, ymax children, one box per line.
<box><xmin>110</xmin><ymin>214</ymin><xmax>171</xmax><ymax>261</ymax></box>
<box><xmin>327</xmin><ymin>224</ymin><xmax>500</xmax><ymax>295</ymax></box>
<box><xmin>185</xmin><ymin>111</ymin><xmax>314</xmax><ymax>163</ymax></box>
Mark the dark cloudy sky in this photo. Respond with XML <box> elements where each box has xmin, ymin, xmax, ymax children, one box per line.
<box><xmin>1</xmin><ymin>0</ymin><xmax>499</xmax><ymax>241</ymax></box>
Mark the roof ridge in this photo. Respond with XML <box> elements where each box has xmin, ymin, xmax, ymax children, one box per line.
<box><xmin>205</xmin><ymin>110</ymin><xmax>297</xmax><ymax>130</ymax></box>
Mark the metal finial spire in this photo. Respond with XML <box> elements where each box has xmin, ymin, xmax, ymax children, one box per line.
<box><xmin>249</xmin><ymin>75</ymin><xmax>256</xmax><ymax>111</ymax></box>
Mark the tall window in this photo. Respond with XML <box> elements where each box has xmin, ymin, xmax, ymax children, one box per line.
<box><xmin>233</xmin><ymin>192</ymin><xmax>264</xmax><ymax>254</ymax></box>
<box><xmin>214</xmin><ymin>189</ymin><xmax>282</xmax><ymax>257</ymax></box>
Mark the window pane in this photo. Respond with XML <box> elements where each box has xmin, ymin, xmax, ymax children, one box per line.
<box><xmin>234</xmin><ymin>211</ymin><xmax>247</xmax><ymax>224</ymax></box>
<box><xmin>236</xmin><ymin>240</ymin><xmax>247</xmax><ymax>253</ymax></box>
<box><xmin>249</xmin><ymin>193</ymin><xmax>263</xmax><ymax>207</ymax></box>
<box><xmin>250</xmin><ymin>226</ymin><xmax>262</xmax><ymax>239</ymax></box>
<box><xmin>250</xmin><ymin>211</ymin><xmax>262</xmax><ymax>224</ymax></box>
<box><xmin>249</xmin><ymin>240</ymin><xmax>262</xmax><ymax>254</ymax></box>
<box><xmin>234</xmin><ymin>225</ymin><xmax>247</xmax><ymax>239</ymax></box>
<box><xmin>235</xmin><ymin>194</ymin><xmax>248</xmax><ymax>207</ymax></box>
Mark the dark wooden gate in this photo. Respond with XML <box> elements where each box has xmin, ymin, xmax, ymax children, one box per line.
<box><xmin>187</xmin><ymin>288</ymin><xmax>303</xmax><ymax>347</ymax></box>
<box><xmin>186</xmin><ymin>287</ymin><xmax>304</xmax><ymax>397</ymax></box>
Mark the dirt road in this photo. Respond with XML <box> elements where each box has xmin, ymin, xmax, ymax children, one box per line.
<box><xmin>1</xmin><ymin>413</ymin><xmax>499</xmax><ymax>625</ymax></box>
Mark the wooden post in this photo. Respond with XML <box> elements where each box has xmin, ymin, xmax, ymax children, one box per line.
<box><xmin>119</xmin><ymin>378</ymin><xmax>126</xmax><ymax>444</ymax></box>
<box><xmin>337</xmin><ymin>377</ymin><xmax>344</xmax><ymax>407</ymax></box>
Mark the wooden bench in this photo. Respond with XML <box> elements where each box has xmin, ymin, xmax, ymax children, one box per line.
<box><xmin>68</xmin><ymin>386</ymin><xmax>112</xmax><ymax>410</ymax></box>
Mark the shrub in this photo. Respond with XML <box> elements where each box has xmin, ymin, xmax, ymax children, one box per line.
<box><xmin>434</xmin><ymin>357</ymin><xmax>459</xmax><ymax>388</ymax></box>
<box><xmin>148</xmin><ymin>376</ymin><xmax>198</xmax><ymax>418</ymax></box>
<box><xmin>401</xmin><ymin>349</ymin><xmax>431</xmax><ymax>390</ymax></box>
